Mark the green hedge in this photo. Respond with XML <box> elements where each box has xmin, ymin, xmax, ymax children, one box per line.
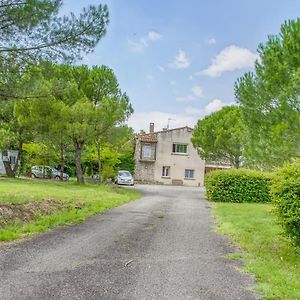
<box><xmin>271</xmin><ymin>160</ymin><xmax>300</xmax><ymax>246</ymax></box>
<box><xmin>205</xmin><ymin>169</ymin><xmax>272</xmax><ymax>203</ymax></box>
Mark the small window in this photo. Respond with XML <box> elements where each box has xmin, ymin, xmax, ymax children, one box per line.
<box><xmin>172</xmin><ymin>143</ymin><xmax>187</xmax><ymax>153</ymax></box>
<box><xmin>141</xmin><ymin>143</ymin><xmax>156</xmax><ymax>160</ymax></box>
<box><xmin>162</xmin><ymin>166</ymin><xmax>170</xmax><ymax>177</ymax></box>
<box><xmin>185</xmin><ymin>169</ymin><xmax>194</xmax><ymax>179</ymax></box>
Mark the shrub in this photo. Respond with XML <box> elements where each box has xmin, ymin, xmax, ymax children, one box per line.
<box><xmin>205</xmin><ymin>169</ymin><xmax>272</xmax><ymax>203</ymax></box>
<box><xmin>271</xmin><ymin>160</ymin><xmax>300</xmax><ymax>246</ymax></box>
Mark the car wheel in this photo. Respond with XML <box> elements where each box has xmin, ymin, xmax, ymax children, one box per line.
<box><xmin>31</xmin><ymin>174</ymin><xmax>36</xmax><ymax>178</ymax></box>
<box><xmin>55</xmin><ymin>175</ymin><xmax>61</xmax><ymax>180</ymax></box>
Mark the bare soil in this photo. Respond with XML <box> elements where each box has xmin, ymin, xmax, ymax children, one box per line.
<box><xmin>0</xmin><ymin>199</ymin><xmax>65</xmax><ymax>227</ymax></box>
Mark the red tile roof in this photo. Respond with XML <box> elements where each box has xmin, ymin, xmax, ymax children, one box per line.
<box><xmin>139</xmin><ymin>136</ymin><xmax>157</xmax><ymax>142</ymax></box>
<box><xmin>138</xmin><ymin>126</ymin><xmax>193</xmax><ymax>142</ymax></box>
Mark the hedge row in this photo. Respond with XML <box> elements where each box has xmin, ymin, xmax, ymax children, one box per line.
<box><xmin>205</xmin><ymin>169</ymin><xmax>272</xmax><ymax>203</ymax></box>
<box><xmin>271</xmin><ymin>160</ymin><xmax>300</xmax><ymax>246</ymax></box>
<box><xmin>205</xmin><ymin>161</ymin><xmax>300</xmax><ymax>246</ymax></box>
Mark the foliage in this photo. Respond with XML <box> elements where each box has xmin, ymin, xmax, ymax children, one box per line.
<box><xmin>192</xmin><ymin>106</ymin><xmax>244</xmax><ymax>168</ymax></box>
<box><xmin>271</xmin><ymin>160</ymin><xmax>300</xmax><ymax>246</ymax></box>
<box><xmin>0</xmin><ymin>1</ymin><xmax>109</xmax><ymax>62</ymax></box>
<box><xmin>205</xmin><ymin>169</ymin><xmax>272</xmax><ymax>203</ymax></box>
<box><xmin>0</xmin><ymin>1</ymin><xmax>109</xmax><ymax>100</ymax></box>
<box><xmin>0</xmin><ymin>177</ymin><xmax>140</xmax><ymax>241</ymax></box>
<box><xmin>213</xmin><ymin>203</ymin><xmax>300</xmax><ymax>299</ymax></box>
<box><xmin>22</xmin><ymin>143</ymin><xmax>58</xmax><ymax>174</ymax></box>
<box><xmin>235</xmin><ymin>19</ymin><xmax>300</xmax><ymax>169</ymax></box>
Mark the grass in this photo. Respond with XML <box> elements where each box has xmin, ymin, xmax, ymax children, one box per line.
<box><xmin>0</xmin><ymin>177</ymin><xmax>140</xmax><ymax>241</ymax></box>
<box><xmin>212</xmin><ymin>203</ymin><xmax>300</xmax><ymax>300</ymax></box>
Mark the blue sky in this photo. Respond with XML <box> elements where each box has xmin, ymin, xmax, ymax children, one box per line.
<box><xmin>62</xmin><ymin>0</ymin><xmax>300</xmax><ymax>132</ymax></box>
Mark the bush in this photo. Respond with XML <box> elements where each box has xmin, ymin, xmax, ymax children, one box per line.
<box><xmin>205</xmin><ymin>169</ymin><xmax>272</xmax><ymax>203</ymax></box>
<box><xmin>271</xmin><ymin>160</ymin><xmax>300</xmax><ymax>246</ymax></box>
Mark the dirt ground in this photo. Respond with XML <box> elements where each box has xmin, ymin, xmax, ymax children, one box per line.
<box><xmin>0</xmin><ymin>199</ymin><xmax>64</xmax><ymax>227</ymax></box>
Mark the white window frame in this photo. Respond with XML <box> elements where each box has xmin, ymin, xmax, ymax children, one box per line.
<box><xmin>185</xmin><ymin>169</ymin><xmax>194</xmax><ymax>179</ymax></box>
<box><xmin>162</xmin><ymin>166</ymin><xmax>170</xmax><ymax>177</ymax></box>
<box><xmin>172</xmin><ymin>143</ymin><xmax>188</xmax><ymax>154</ymax></box>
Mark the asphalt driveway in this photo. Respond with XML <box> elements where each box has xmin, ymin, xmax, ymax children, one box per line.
<box><xmin>0</xmin><ymin>184</ymin><xmax>259</xmax><ymax>300</ymax></box>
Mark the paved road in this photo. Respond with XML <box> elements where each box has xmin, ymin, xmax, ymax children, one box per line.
<box><xmin>0</xmin><ymin>185</ymin><xmax>259</xmax><ymax>300</ymax></box>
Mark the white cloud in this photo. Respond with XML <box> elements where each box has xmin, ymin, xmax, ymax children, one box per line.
<box><xmin>207</xmin><ymin>38</ymin><xmax>216</xmax><ymax>45</ymax></box>
<box><xmin>146</xmin><ymin>74</ymin><xmax>154</xmax><ymax>80</ymax></box>
<box><xmin>128</xmin><ymin>31</ymin><xmax>162</xmax><ymax>53</ymax></box>
<box><xmin>170</xmin><ymin>49</ymin><xmax>190</xmax><ymax>69</ymax></box>
<box><xmin>158</xmin><ymin>65</ymin><xmax>165</xmax><ymax>72</ymax></box>
<box><xmin>127</xmin><ymin>100</ymin><xmax>236</xmax><ymax>132</ymax></box>
<box><xmin>188</xmin><ymin>75</ymin><xmax>194</xmax><ymax>81</ymax></box>
<box><xmin>127</xmin><ymin>111</ymin><xmax>197</xmax><ymax>132</ymax></box>
<box><xmin>176</xmin><ymin>95</ymin><xmax>195</xmax><ymax>102</ymax></box>
<box><xmin>192</xmin><ymin>85</ymin><xmax>203</xmax><ymax>98</ymax></box>
<box><xmin>202</xmin><ymin>45</ymin><xmax>258</xmax><ymax>77</ymax></box>
<box><xmin>185</xmin><ymin>99</ymin><xmax>234</xmax><ymax>117</ymax></box>
<box><xmin>148</xmin><ymin>31</ymin><xmax>162</xmax><ymax>41</ymax></box>
<box><xmin>176</xmin><ymin>85</ymin><xmax>203</xmax><ymax>102</ymax></box>
<box><xmin>204</xmin><ymin>99</ymin><xmax>227</xmax><ymax>113</ymax></box>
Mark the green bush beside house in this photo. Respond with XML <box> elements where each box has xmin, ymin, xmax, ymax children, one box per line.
<box><xmin>205</xmin><ymin>169</ymin><xmax>272</xmax><ymax>203</ymax></box>
<box><xmin>271</xmin><ymin>160</ymin><xmax>300</xmax><ymax>246</ymax></box>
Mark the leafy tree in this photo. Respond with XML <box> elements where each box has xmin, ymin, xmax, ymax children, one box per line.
<box><xmin>192</xmin><ymin>106</ymin><xmax>244</xmax><ymax>168</ymax></box>
<box><xmin>235</xmin><ymin>19</ymin><xmax>300</xmax><ymax>169</ymax></box>
<box><xmin>0</xmin><ymin>0</ymin><xmax>109</xmax><ymax>99</ymax></box>
<box><xmin>66</xmin><ymin>99</ymin><xmax>94</xmax><ymax>183</ymax></box>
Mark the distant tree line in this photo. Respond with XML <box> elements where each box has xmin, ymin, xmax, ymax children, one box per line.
<box><xmin>0</xmin><ymin>1</ymin><xmax>135</xmax><ymax>183</ymax></box>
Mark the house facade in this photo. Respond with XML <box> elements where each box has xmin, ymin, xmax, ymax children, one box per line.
<box><xmin>0</xmin><ymin>150</ymin><xmax>19</xmax><ymax>175</ymax></box>
<box><xmin>134</xmin><ymin>123</ymin><xmax>205</xmax><ymax>187</ymax></box>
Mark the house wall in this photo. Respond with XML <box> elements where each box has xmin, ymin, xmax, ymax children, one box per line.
<box><xmin>154</xmin><ymin>128</ymin><xmax>205</xmax><ymax>187</ymax></box>
<box><xmin>0</xmin><ymin>150</ymin><xmax>19</xmax><ymax>175</ymax></box>
<box><xmin>0</xmin><ymin>152</ymin><xmax>5</xmax><ymax>175</ymax></box>
<box><xmin>134</xmin><ymin>127</ymin><xmax>205</xmax><ymax>187</ymax></box>
<box><xmin>134</xmin><ymin>140</ymin><xmax>156</xmax><ymax>182</ymax></box>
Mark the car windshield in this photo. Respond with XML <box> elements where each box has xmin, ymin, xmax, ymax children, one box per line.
<box><xmin>119</xmin><ymin>171</ymin><xmax>131</xmax><ymax>177</ymax></box>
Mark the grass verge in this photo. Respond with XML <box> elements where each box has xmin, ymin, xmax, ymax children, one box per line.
<box><xmin>212</xmin><ymin>203</ymin><xmax>300</xmax><ymax>300</ymax></box>
<box><xmin>0</xmin><ymin>177</ymin><xmax>140</xmax><ymax>241</ymax></box>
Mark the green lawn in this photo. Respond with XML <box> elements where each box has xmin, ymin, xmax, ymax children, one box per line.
<box><xmin>0</xmin><ymin>177</ymin><xmax>140</xmax><ymax>241</ymax></box>
<box><xmin>213</xmin><ymin>203</ymin><xmax>300</xmax><ymax>300</ymax></box>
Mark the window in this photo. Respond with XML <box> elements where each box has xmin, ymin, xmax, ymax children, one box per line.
<box><xmin>185</xmin><ymin>169</ymin><xmax>194</xmax><ymax>179</ymax></box>
<box><xmin>141</xmin><ymin>143</ymin><xmax>156</xmax><ymax>160</ymax></box>
<box><xmin>162</xmin><ymin>166</ymin><xmax>170</xmax><ymax>177</ymax></box>
<box><xmin>142</xmin><ymin>144</ymin><xmax>151</xmax><ymax>158</ymax></box>
<box><xmin>172</xmin><ymin>143</ymin><xmax>187</xmax><ymax>154</ymax></box>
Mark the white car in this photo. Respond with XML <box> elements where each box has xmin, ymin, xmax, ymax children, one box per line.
<box><xmin>115</xmin><ymin>170</ymin><xmax>134</xmax><ymax>186</ymax></box>
<box><xmin>31</xmin><ymin>166</ymin><xmax>69</xmax><ymax>180</ymax></box>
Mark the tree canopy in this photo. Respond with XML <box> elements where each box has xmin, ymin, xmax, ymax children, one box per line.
<box><xmin>192</xmin><ymin>106</ymin><xmax>244</xmax><ymax>168</ymax></box>
<box><xmin>235</xmin><ymin>19</ymin><xmax>300</xmax><ymax>169</ymax></box>
<box><xmin>0</xmin><ymin>0</ymin><xmax>109</xmax><ymax>100</ymax></box>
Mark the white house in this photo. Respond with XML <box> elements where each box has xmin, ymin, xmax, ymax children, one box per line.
<box><xmin>0</xmin><ymin>150</ymin><xmax>19</xmax><ymax>175</ymax></box>
<box><xmin>134</xmin><ymin>123</ymin><xmax>205</xmax><ymax>187</ymax></box>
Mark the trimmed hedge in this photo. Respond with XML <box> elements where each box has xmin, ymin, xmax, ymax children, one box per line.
<box><xmin>271</xmin><ymin>160</ymin><xmax>300</xmax><ymax>246</ymax></box>
<box><xmin>205</xmin><ymin>169</ymin><xmax>272</xmax><ymax>203</ymax></box>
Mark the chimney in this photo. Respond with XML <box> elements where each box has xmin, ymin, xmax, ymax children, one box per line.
<box><xmin>149</xmin><ymin>122</ymin><xmax>154</xmax><ymax>134</ymax></box>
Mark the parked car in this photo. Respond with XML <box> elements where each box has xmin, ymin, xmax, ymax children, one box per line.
<box><xmin>31</xmin><ymin>166</ymin><xmax>69</xmax><ymax>180</ymax></box>
<box><xmin>115</xmin><ymin>170</ymin><xmax>134</xmax><ymax>186</ymax></box>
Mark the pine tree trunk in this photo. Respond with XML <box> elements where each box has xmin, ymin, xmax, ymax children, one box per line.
<box><xmin>60</xmin><ymin>144</ymin><xmax>64</xmax><ymax>181</ymax></box>
<box><xmin>74</xmin><ymin>141</ymin><xmax>84</xmax><ymax>183</ymax></box>
<box><xmin>97</xmin><ymin>144</ymin><xmax>102</xmax><ymax>183</ymax></box>
<box><xmin>3</xmin><ymin>160</ymin><xmax>15</xmax><ymax>177</ymax></box>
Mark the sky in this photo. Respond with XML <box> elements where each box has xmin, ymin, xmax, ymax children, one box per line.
<box><xmin>62</xmin><ymin>0</ymin><xmax>300</xmax><ymax>132</ymax></box>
